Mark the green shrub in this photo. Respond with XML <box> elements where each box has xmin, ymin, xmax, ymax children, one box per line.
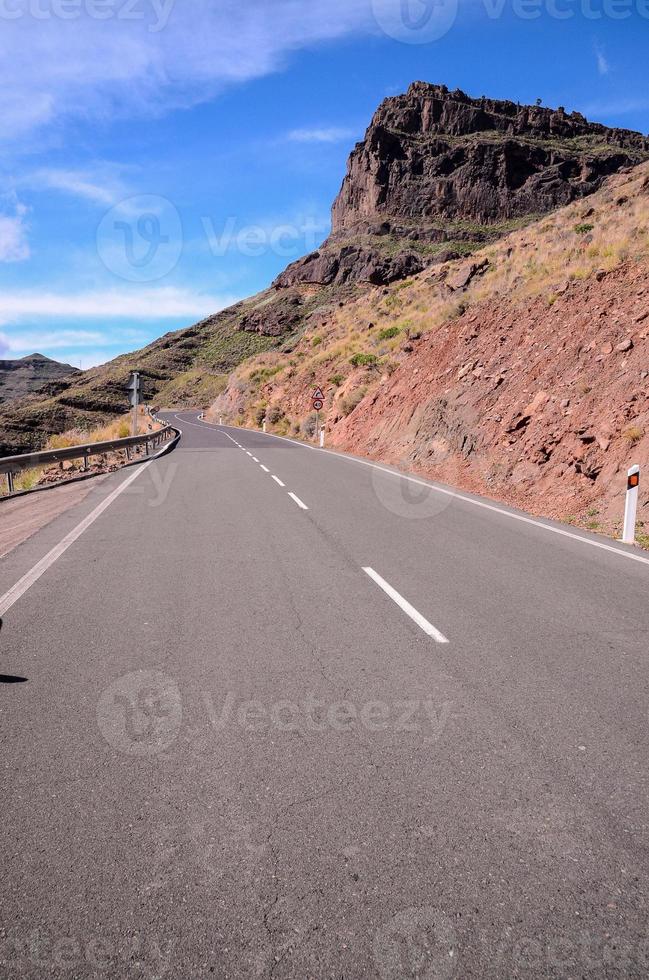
<box><xmin>378</xmin><ymin>326</ymin><xmax>401</xmax><ymax>341</ymax></box>
<box><xmin>329</xmin><ymin>374</ymin><xmax>344</xmax><ymax>387</ymax></box>
<box><xmin>350</xmin><ymin>353</ymin><xmax>378</xmax><ymax>368</ymax></box>
<box><xmin>311</xmin><ymin>336</ymin><xmax>323</xmax><ymax>347</ymax></box>
<box><xmin>574</xmin><ymin>223</ymin><xmax>594</xmax><ymax>235</ymax></box>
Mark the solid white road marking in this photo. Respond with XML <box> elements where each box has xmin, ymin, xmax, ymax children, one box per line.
<box><xmin>288</xmin><ymin>492</ymin><xmax>308</xmax><ymax>511</ymax></box>
<box><xmin>0</xmin><ymin>462</ymin><xmax>154</xmax><ymax>618</ymax></box>
<box><xmin>194</xmin><ymin>417</ymin><xmax>649</xmax><ymax>569</ymax></box>
<box><xmin>260</xmin><ymin>465</ymin><xmax>270</xmax><ymax>473</ymax></box>
<box><xmin>362</xmin><ymin>567</ymin><xmax>449</xmax><ymax>644</ymax></box>
<box><xmin>272</xmin><ymin>476</ymin><xmax>285</xmax><ymax>487</ymax></box>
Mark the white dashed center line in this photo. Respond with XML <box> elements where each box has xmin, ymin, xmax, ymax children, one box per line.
<box><xmin>260</xmin><ymin>465</ymin><xmax>270</xmax><ymax>473</ymax></box>
<box><xmin>288</xmin><ymin>492</ymin><xmax>308</xmax><ymax>511</ymax></box>
<box><xmin>272</xmin><ymin>476</ymin><xmax>285</xmax><ymax>487</ymax></box>
<box><xmin>362</xmin><ymin>567</ymin><xmax>449</xmax><ymax>644</ymax></box>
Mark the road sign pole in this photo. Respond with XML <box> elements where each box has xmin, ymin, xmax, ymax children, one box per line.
<box><xmin>131</xmin><ymin>372</ymin><xmax>139</xmax><ymax>437</ymax></box>
<box><xmin>622</xmin><ymin>464</ymin><xmax>640</xmax><ymax>544</ymax></box>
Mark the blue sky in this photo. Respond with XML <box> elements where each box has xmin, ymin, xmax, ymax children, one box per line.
<box><xmin>0</xmin><ymin>0</ymin><xmax>647</xmax><ymax>368</ymax></box>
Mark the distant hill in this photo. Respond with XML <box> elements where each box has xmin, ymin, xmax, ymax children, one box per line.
<box><xmin>0</xmin><ymin>82</ymin><xmax>647</xmax><ymax>455</ymax></box>
<box><xmin>0</xmin><ymin>353</ymin><xmax>80</xmax><ymax>408</ymax></box>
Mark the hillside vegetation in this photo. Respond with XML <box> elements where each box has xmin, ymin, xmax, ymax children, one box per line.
<box><xmin>209</xmin><ymin>163</ymin><xmax>649</xmax><ymax>543</ymax></box>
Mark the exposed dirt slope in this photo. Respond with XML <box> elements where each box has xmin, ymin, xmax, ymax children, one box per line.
<box><xmin>211</xmin><ymin>164</ymin><xmax>649</xmax><ymax>543</ymax></box>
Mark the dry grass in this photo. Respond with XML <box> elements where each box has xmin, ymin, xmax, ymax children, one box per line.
<box><xmin>211</xmin><ymin>162</ymin><xmax>649</xmax><ymax>433</ymax></box>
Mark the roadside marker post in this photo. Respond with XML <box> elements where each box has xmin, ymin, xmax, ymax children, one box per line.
<box><xmin>622</xmin><ymin>465</ymin><xmax>640</xmax><ymax>545</ymax></box>
<box><xmin>320</xmin><ymin>429</ymin><xmax>325</xmax><ymax>448</ymax></box>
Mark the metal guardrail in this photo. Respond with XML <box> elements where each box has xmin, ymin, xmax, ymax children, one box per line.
<box><xmin>0</xmin><ymin>425</ymin><xmax>176</xmax><ymax>494</ymax></box>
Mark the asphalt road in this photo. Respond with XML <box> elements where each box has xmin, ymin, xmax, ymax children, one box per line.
<box><xmin>2</xmin><ymin>411</ymin><xmax>649</xmax><ymax>979</ymax></box>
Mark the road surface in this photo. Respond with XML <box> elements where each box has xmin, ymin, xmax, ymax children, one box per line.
<box><xmin>1</xmin><ymin>411</ymin><xmax>649</xmax><ymax>978</ymax></box>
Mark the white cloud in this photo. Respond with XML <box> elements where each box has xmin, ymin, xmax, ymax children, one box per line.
<box><xmin>0</xmin><ymin>285</ymin><xmax>239</xmax><ymax>324</ymax></box>
<box><xmin>286</xmin><ymin>126</ymin><xmax>360</xmax><ymax>144</ymax></box>
<box><xmin>0</xmin><ymin>0</ymin><xmax>375</xmax><ymax>140</ymax></box>
<box><xmin>581</xmin><ymin>97</ymin><xmax>649</xmax><ymax>119</ymax></box>
<box><xmin>20</xmin><ymin>166</ymin><xmax>131</xmax><ymax>206</ymax></box>
<box><xmin>0</xmin><ymin>202</ymin><xmax>30</xmax><ymax>261</ymax></box>
<box><xmin>594</xmin><ymin>43</ymin><xmax>610</xmax><ymax>77</ymax></box>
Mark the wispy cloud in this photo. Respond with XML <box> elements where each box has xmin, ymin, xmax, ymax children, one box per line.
<box><xmin>0</xmin><ymin>286</ymin><xmax>239</xmax><ymax>325</ymax></box>
<box><xmin>594</xmin><ymin>42</ymin><xmax>610</xmax><ymax>77</ymax></box>
<box><xmin>581</xmin><ymin>97</ymin><xmax>649</xmax><ymax>119</ymax></box>
<box><xmin>0</xmin><ymin>1</ymin><xmax>375</xmax><ymax>141</ymax></box>
<box><xmin>19</xmin><ymin>166</ymin><xmax>132</xmax><ymax>207</ymax></box>
<box><xmin>285</xmin><ymin>126</ymin><xmax>359</xmax><ymax>144</ymax></box>
<box><xmin>0</xmin><ymin>201</ymin><xmax>30</xmax><ymax>262</ymax></box>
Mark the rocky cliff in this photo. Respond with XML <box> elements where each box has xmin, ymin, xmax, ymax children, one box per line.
<box><xmin>276</xmin><ymin>82</ymin><xmax>649</xmax><ymax>288</ymax></box>
<box><xmin>0</xmin><ymin>353</ymin><xmax>79</xmax><ymax>406</ymax></box>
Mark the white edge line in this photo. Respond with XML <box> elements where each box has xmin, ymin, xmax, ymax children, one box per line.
<box><xmin>0</xmin><ymin>461</ymin><xmax>154</xmax><ymax>618</ymax></box>
<box><xmin>176</xmin><ymin>414</ymin><xmax>649</xmax><ymax>569</ymax></box>
<box><xmin>288</xmin><ymin>492</ymin><xmax>308</xmax><ymax>510</ymax></box>
<box><xmin>363</xmin><ymin>567</ymin><xmax>449</xmax><ymax>644</ymax></box>
<box><xmin>272</xmin><ymin>475</ymin><xmax>285</xmax><ymax>487</ymax></box>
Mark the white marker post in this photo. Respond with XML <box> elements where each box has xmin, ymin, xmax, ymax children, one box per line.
<box><xmin>319</xmin><ymin>429</ymin><xmax>325</xmax><ymax>448</ymax></box>
<box><xmin>262</xmin><ymin>421</ymin><xmax>266</xmax><ymax>433</ymax></box>
<box><xmin>219</xmin><ymin>417</ymin><xmax>223</xmax><ymax>425</ymax></box>
<box><xmin>622</xmin><ymin>465</ymin><xmax>640</xmax><ymax>545</ymax></box>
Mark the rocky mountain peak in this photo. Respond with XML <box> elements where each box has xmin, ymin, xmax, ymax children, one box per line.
<box><xmin>274</xmin><ymin>83</ymin><xmax>648</xmax><ymax>292</ymax></box>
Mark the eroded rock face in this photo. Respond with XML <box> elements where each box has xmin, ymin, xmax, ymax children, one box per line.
<box><xmin>331</xmin><ymin>82</ymin><xmax>649</xmax><ymax>235</ymax></box>
<box><xmin>275</xmin><ymin>82</ymin><xmax>648</xmax><ymax>291</ymax></box>
<box><xmin>273</xmin><ymin>245</ymin><xmax>425</xmax><ymax>289</ymax></box>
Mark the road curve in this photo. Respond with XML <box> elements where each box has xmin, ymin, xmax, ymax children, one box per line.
<box><xmin>1</xmin><ymin>411</ymin><xmax>649</xmax><ymax>978</ymax></box>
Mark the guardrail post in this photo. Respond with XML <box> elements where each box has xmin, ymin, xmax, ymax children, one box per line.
<box><xmin>145</xmin><ymin>438</ymin><xmax>150</xmax><ymax>456</ymax></box>
<box><xmin>7</xmin><ymin>472</ymin><xmax>14</xmax><ymax>494</ymax></box>
<box><xmin>125</xmin><ymin>445</ymin><xmax>131</xmax><ymax>461</ymax></box>
<box><xmin>83</xmin><ymin>450</ymin><xmax>89</xmax><ymax>472</ymax></box>
<box><xmin>622</xmin><ymin>465</ymin><xmax>640</xmax><ymax>545</ymax></box>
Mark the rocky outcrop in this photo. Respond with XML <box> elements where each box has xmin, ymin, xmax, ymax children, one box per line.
<box><xmin>0</xmin><ymin>353</ymin><xmax>79</xmax><ymax>405</ymax></box>
<box><xmin>331</xmin><ymin>82</ymin><xmax>649</xmax><ymax>235</ymax></box>
<box><xmin>273</xmin><ymin>244</ymin><xmax>425</xmax><ymax>288</ymax></box>
<box><xmin>275</xmin><ymin>82</ymin><xmax>649</xmax><ymax>292</ymax></box>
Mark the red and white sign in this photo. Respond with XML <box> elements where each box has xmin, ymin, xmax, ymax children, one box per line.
<box><xmin>312</xmin><ymin>386</ymin><xmax>325</xmax><ymax>412</ymax></box>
